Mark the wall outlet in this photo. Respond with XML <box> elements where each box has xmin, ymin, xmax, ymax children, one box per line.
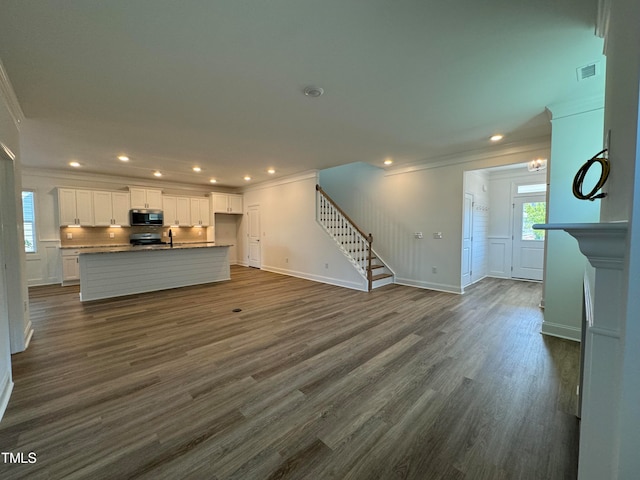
<box><xmin>433</xmin><ymin>232</ymin><xmax>443</xmax><ymax>239</ymax></box>
<box><xmin>109</xmin><ymin>232</ymin><xmax>115</xmax><ymax>238</ymax></box>
<box><xmin>198</xmin><ymin>230</ymin><xmax>202</xmax><ymax>236</ymax></box>
<box><xmin>66</xmin><ymin>233</ymin><xmax>72</xmax><ymax>239</ymax></box>
<box><xmin>325</xmin><ymin>263</ymin><xmax>329</xmax><ymax>269</ymax></box>
<box><xmin>285</xmin><ymin>257</ymin><xmax>289</xmax><ymax>263</ymax></box>
<box><xmin>163</xmin><ymin>231</ymin><xmax>167</xmax><ymax>236</ymax></box>
<box><xmin>432</xmin><ymin>266</ymin><xmax>438</xmax><ymax>274</ymax></box>
<box><xmin>414</xmin><ymin>232</ymin><xmax>423</xmax><ymax>239</ymax></box>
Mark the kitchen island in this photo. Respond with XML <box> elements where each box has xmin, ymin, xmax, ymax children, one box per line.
<box><xmin>77</xmin><ymin>243</ymin><xmax>230</xmax><ymax>301</ymax></box>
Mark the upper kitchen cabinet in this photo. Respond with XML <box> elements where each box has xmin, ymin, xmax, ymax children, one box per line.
<box><xmin>212</xmin><ymin>193</ymin><xmax>243</xmax><ymax>214</ymax></box>
<box><xmin>93</xmin><ymin>191</ymin><xmax>130</xmax><ymax>226</ymax></box>
<box><xmin>129</xmin><ymin>187</ymin><xmax>163</xmax><ymax>209</ymax></box>
<box><xmin>163</xmin><ymin>196</ymin><xmax>191</xmax><ymax>226</ymax></box>
<box><xmin>190</xmin><ymin>197</ymin><xmax>211</xmax><ymax>226</ymax></box>
<box><xmin>58</xmin><ymin>188</ymin><xmax>94</xmax><ymax>226</ymax></box>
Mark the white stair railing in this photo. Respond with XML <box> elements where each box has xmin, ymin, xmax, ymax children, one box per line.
<box><xmin>316</xmin><ymin>185</ymin><xmax>373</xmax><ymax>290</ymax></box>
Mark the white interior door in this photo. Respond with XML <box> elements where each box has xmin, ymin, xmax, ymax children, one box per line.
<box><xmin>247</xmin><ymin>205</ymin><xmax>261</xmax><ymax>268</ymax></box>
<box><xmin>512</xmin><ymin>195</ymin><xmax>545</xmax><ymax>280</ymax></box>
<box><xmin>462</xmin><ymin>193</ymin><xmax>473</xmax><ymax>287</ymax></box>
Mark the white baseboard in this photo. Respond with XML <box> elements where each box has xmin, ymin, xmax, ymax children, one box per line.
<box><xmin>541</xmin><ymin>321</ymin><xmax>581</xmax><ymax>342</ymax></box>
<box><xmin>0</xmin><ymin>370</ymin><xmax>14</xmax><ymax>422</ymax></box>
<box><xmin>24</xmin><ymin>324</ymin><xmax>34</xmax><ymax>350</ymax></box>
<box><xmin>395</xmin><ymin>277</ymin><xmax>462</xmax><ymax>294</ymax></box>
<box><xmin>262</xmin><ymin>265</ymin><xmax>368</xmax><ymax>292</ymax></box>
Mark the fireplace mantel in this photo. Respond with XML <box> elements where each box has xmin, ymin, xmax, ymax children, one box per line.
<box><xmin>534</xmin><ymin>221</ymin><xmax>628</xmax><ymax>479</ymax></box>
<box><xmin>534</xmin><ymin>222</ymin><xmax>628</xmax><ymax>269</ymax></box>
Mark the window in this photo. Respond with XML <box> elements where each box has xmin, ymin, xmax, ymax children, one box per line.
<box><xmin>22</xmin><ymin>191</ymin><xmax>36</xmax><ymax>253</ymax></box>
<box><xmin>521</xmin><ymin>201</ymin><xmax>546</xmax><ymax>240</ymax></box>
<box><xmin>517</xmin><ymin>183</ymin><xmax>547</xmax><ymax>194</ymax></box>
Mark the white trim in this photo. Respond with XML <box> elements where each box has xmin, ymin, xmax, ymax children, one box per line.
<box><xmin>385</xmin><ymin>137</ymin><xmax>550</xmax><ymax>177</ymax></box>
<box><xmin>262</xmin><ymin>265</ymin><xmax>368</xmax><ymax>292</ymax></box>
<box><xmin>0</xmin><ymin>370</ymin><xmax>14</xmax><ymax>422</ymax></box>
<box><xmin>394</xmin><ymin>277</ymin><xmax>462</xmax><ymax>294</ymax></box>
<box><xmin>0</xmin><ymin>59</ymin><xmax>24</xmax><ymax>129</ymax></box>
<box><xmin>240</xmin><ymin>170</ymin><xmax>319</xmax><ymax>193</ymax></box>
<box><xmin>546</xmin><ymin>95</ymin><xmax>605</xmax><ymax>120</ymax></box>
<box><xmin>540</xmin><ymin>321</ymin><xmax>581</xmax><ymax>342</ymax></box>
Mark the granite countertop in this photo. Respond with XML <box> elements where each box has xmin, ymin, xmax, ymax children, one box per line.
<box><xmin>65</xmin><ymin>243</ymin><xmax>232</xmax><ymax>254</ymax></box>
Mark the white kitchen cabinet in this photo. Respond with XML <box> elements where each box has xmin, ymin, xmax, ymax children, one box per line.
<box><xmin>93</xmin><ymin>191</ymin><xmax>131</xmax><ymax>226</ymax></box>
<box><xmin>58</xmin><ymin>188</ymin><xmax>94</xmax><ymax>226</ymax></box>
<box><xmin>212</xmin><ymin>193</ymin><xmax>243</xmax><ymax>214</ymax></box>
<box><xmin>163</xmin><ymin>196</ymin><xmax>191</xmax><ymax>226</ymax></box>
<box><xmin>129</xmin><ymin>187</ymin><xmax>163</xmax><ymax>209</ymax></box>
<box><xmin>61</xmin><ymin>249</ymin><xmax>81</xmax><ymax>284</ymax></box>
<box><xmin>190</xmin><ymin>197</ymin><xmax>211</xmax><ymax>226</ymax></box>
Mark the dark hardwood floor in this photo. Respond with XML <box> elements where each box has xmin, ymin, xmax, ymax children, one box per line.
<box><xmin>0</xmin><ymin>266</ymin><xmax>579</xmax><ymax>479</ymax></box>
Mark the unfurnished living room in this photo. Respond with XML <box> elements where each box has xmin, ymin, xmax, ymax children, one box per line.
<box><xmin>1</xmin><ymin>1</ymin><xmax>639</xmax><ymax>479</ymax></box>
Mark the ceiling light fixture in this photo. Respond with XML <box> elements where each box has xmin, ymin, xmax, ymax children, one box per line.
<box><xmin>209</xmin><ymin>178</ymin><xmax>217</xmax><ymax>183</ymax></box>
<box><xmin>267</xmin><ymin>168</ymin><xmax>275</xmax><ymax>174</ymax></box>
<box><xmin>193</xmin><ymin>166</ymin><xmax>202</xmax><ymax>172</ymax></box>
<box><xmin>118</xmin><ymin>155</ymin><xmax>129</xmax><ymax>162</ymax></box>
<box><xmin>490</xmin><ymin>134</ymin><xmax>504</xmax><ymax>142</ymax></box>
<box><xmin>69</xmin><ymin>161</ymin><xmax>81</xmax><ymax>167</ymax></box>
<box><xmin>383</xmin><ymin>158</ymin><xmax>393</xmax><ymax>166</ymax></box>
<box><xmin>528</xmin><ymin>158</ymin><xmax>548</xmax><ymax>172</ymax></box>
<box><xmin>244</xmin><ymin>175</ymin><xmax>251</xmax><ymax>181</ymax></box>
<box><xmin>153</xmin><ymin>171</ymin><xmax>162</xmax><ymax>177</ymax></box>
<box><xmin>303</xmin><ymin>86</ymin><xmax>324</xmax><ymax>98</ymax></box>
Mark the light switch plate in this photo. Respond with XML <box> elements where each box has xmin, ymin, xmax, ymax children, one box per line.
<box><xmin>433</xmin><ymin>232</ymin><xmax>443</xmax><ymax>239</ymax></box>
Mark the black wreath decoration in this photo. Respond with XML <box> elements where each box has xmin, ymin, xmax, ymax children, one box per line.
<box><xmin>572</xmin><ymin>149</ymin><xmax>610</xmax><ymax>201</ymax></box>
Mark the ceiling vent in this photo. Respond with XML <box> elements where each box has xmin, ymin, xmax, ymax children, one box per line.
<box><xmin>577</xmin><ymin>62</ymin><xmax>600</xmax><ymax>82</ymax></box>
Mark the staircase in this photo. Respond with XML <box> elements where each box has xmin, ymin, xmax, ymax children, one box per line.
<box><xmin>316</xmin><ymin>185</ymin><xmax>394</xmax><ymax>291</ymax></box>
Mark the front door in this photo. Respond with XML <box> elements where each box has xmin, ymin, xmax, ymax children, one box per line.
<box><xmin>247</xmin><ymin>204</ymin><xmax>261</xmax><ymax>268</ymax></box>
<box><xmin>512</xmin><ymin>195</ymin><xmax>546</xmax><ymax>280</ymax></box>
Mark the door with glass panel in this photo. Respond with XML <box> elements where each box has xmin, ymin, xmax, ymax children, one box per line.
<box><xmin>512</xmin><ymin>194</ymin><xmax>546</xmax><ymax>280</ymax></box>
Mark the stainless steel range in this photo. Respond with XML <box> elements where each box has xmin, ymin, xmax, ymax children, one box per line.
<box><xmin>129</xmin><ymin>232</ymin><xmax>167</xmax><ymax>246</ymax></box>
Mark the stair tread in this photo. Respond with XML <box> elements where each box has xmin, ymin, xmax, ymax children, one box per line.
<box><xmin>371</xmin><ymin>273</ymin><xmax>393</xmax><ymax>281</ymax></box>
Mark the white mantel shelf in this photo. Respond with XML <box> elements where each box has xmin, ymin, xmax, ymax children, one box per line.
<box><xmin>534</xmin><ymin>222</ymin><xmax>628</xmax><ymax>269</ymax></box>
<box><xmin>534</xmin><ymin>221</ymin><xmax>629</xmax><ymax>479</ymax></box>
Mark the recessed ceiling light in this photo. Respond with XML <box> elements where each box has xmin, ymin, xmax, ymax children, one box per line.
<box><xmin>69</xmin><ymin>161</ymin><xmax>81</xmax><ymax>168</ymax></box>
<box><xmin>303</xmin><ymin>86</ymin><xmax>324</xmax><ymax>98</ymax></box>
<box><xmin>267</xmin><ymin>168</ymin><xmax>275</xmax><ymax>174</ymax></box>
<box><xmin>209</xmin><ymin>178</ymin><xmax>217</xmax><ymax>183</ymax></box>
<box><xmin>490</xmin><ymin>134</ymin><xmax>504</xmax><ymax>142</ymax></box>
<box><xmin>193</xmin><ymin>166</ymin><xmax>202</xmax><ymax>172</ymax></box>
<box><xmin>153</xmin><ymin>171</ymin><xmax>162</xmax><ymax>177</ymax></box>
<box><xmin>383</xmin><ymin>158</ymin><xmax>393</xmax><ymax>166</ymax></box>
<box><xmin>244</xmin><ymin>175</ymin><xmax>251</xmax><ymax>181</ymax></box>
<box><xmin>117</xmin><ymin>155</ymin><xmax>129</xmax><ymax>162</ymax></box>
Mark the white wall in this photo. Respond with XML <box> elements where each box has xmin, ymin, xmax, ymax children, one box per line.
<box><xmin>21</xmin><ymin>168</ymin><xmax>225</xmax><ymax>285</ymax></box>
<box><xmin>238</xmin><ymin>172</ymin><xmax>367</xmax><ymax>291</ymax></box>
<box><xmin>600</xmin><ymin>0</ymin><xmax>640</xmax><ymax>476</ymax></box>
<box><xmin>543</xmin><ymin>105</ymin><xmax>604</xmax><ymax>341</ymax></box>
<box><xmin>319</xmin><ymin>142</ymin><xmax>551</xmax><ymax>294</ymax></box>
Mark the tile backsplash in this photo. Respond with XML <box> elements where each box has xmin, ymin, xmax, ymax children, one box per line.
<box><xmin>60</xmin><ymin>226</ymin><xmax>211</xmax><ymax>247</ymax></box>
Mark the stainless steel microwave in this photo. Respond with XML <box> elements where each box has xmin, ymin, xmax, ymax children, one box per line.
<box><xmin>130</xmin><ymin>209</ymin><xmax>163</xmax><ymax>226</ymax></box>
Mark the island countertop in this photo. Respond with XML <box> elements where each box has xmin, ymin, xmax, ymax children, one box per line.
<box><xmin>74</xmin><ymin>243</ymin><xmax>232</xmax><ymax>254</ymax></box>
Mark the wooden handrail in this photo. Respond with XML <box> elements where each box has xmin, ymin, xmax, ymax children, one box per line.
<box><xmin>317</xmin><ymin>184</ymin><xmax>374</xmax><ymax>291</ymax></box>
<box><xmin>316</xmin><ymin>185</ymin><xmax>372</xmax><ymax>244</ymax></box>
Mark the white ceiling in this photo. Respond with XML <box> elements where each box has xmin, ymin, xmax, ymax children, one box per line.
<box><xmin>0</xmin><ymin>0</ymin><xmax>605</xmax><ymax>187</ymax></box>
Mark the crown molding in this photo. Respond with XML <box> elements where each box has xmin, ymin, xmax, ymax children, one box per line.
<box><xmin>546</xmin><ymin>94</ymin><xmax>605</xmax><ymax>120</ymax></box>
<box><xmin>240</xmin><ymin>170</ymin><xmax>318</xmax><ymax>193</ymax></box>
<box><xmin>384</xmin><ymin>136</ymin><xmax>551</xmax><ymax>177</ymax></box>
<box><xmin>596</xmin><ymin>0</ymin><xmax>611</xmax><ymax>54</ymax></box>
<box><xmin>0</xmin><ymin>59</ymin><xmax>25</xmax><ymax>129</ymax></box>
